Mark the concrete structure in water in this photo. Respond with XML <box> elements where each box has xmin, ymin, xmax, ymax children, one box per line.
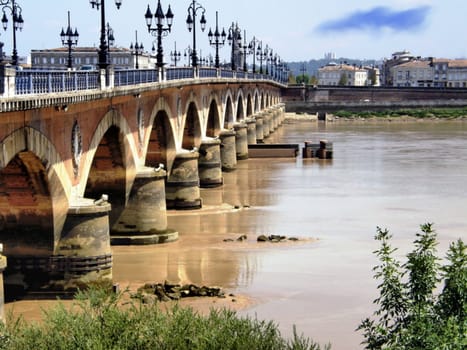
<box><xmin>0</xmin><ymin>244</ymin><xmax>5</xmax><ymax>323</ymax></box>
<box><xmin>0</xmin><ymin>66</ymin><xmax>286</xmax><ymax>297</ymax></box>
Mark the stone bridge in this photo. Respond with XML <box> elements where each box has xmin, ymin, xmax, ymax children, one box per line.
<box><xmin>0</xmin><ymin>67</ymin><xmax>286</xmax><ymax>299</ymax></box>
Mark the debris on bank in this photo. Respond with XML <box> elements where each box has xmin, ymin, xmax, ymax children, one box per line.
<box><xmin>135</xmin><ymin>281</ymin><xmax>226</xmax><ymax>302</ymax></box>
<box><xmin>223</xmin><ymin>234</ymin><xmax>301</xmax><ymax>243</ymax></box>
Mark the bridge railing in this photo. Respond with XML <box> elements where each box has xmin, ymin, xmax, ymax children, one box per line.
<box><xmin>166</xmin><ymin>67</ymin><xmax>195</xmax><ymax>81</ymax></box>
<box><xmin>114</xmin><ymin>69</ymin><xmax>159</xmax><ymax>87</ymax></box>
<box><xmin>0</xmin><ymin>66</ymin><xmax>287</xmax><ymax>98</ymax></box>
<box><xmin>15</xmin><ymin>70</ymin><xmax>99</xmax><ymax>95</ymax></box>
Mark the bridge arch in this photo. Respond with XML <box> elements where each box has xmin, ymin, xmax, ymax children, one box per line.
<box><xmin>246</xmin><ymin>93</ymin><xmax>253</xmax><ymax>117</ymax></box>
<box><xmin>206</xmin><ymin>97</ymin><xmax>222</xmax><ymax>137</ymax></box>
<box><xmin>182</xmin><ymin>101</ymin><xmax>202</xmax><ymax>150</ymax></box>
<box><xmin>236</xmin><ymin>90</ymin><xmax>245</xmax><ymax>121</ymax></box>
<box><xmin>82</xmin><ymin>110</ymin><xmax>138</xmax><ymax>227</ymax></box>
<box><xmin>0</xmin><ymin>127</ymin><xmax>69</xmax><ymax>257</ymax></box>
<box><xmin>224</xmin><ymin>93</ymin><xmax>234</xmax><ymax>129</ymax></box>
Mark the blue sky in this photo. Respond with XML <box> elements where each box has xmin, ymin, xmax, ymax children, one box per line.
<box><xmin>2</xmin><ymin>0</ymin><xmax>466</xmax><ymax>63</ymax></box>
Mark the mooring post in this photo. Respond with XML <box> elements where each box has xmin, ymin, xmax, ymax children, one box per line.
<box><xmin>0</xmin><ymin>243</ymin><xmax>6</xmax><ymax>324</ymax></box>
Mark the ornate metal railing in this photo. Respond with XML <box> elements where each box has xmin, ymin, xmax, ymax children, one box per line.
<box><xmin>1</xmin><ymin>66</ymin><xmax>288</xmax><ymax>97</ymax></box>
<box><xmin>15</xmin><ymin>70</ymin><xmax>99</xmax><ymax>95</ymax></box>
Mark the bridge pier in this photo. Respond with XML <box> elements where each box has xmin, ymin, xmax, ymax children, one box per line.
<box><xmin>3</xmin><ymin>199</ymin><xmax>113</xmax><ymax>297</ymax></box>
<box><xmin>246</xmin><ymin>118</ymin><xmax>257</xmax><ymax>145</ymax></box>
<box><xmin>166</xmin><ymin>150</ymin><xmax>202</xmax><ymax>210</ymax></box>
<box><xmin>263</xmin><ymin>112</ymin><xmax>272</xmax><ymax>138</ymax></box>
<box><xmin>255</xmin><ymin>114</ymin><xmax>264</xmax><ymax>143</ymax></box>
<box><xmin>0</xmin><ymin>244</ymin><xmax>5</xmax><ymax>323</ymax></box>
<box><xmin>219</xmin><ymin>129</ymin><xmax>237</xmax><ymax>172</ymax></box>
<box><xmin>234</xmin><ymin>122</ymin><xmax>249</xmax><ymax>160</ymax></box>
<box><xmin>111</xmin><ymin>167</ymin><xmax>178</xmax><ymax>245</ymax></box>
<box><xmin>199</xmin><ymin>138</ymin><xmax>223</xmax><ymax>188</ymax></box>
<box><xmin>53</xmin><ymin>198</ymin><xmax>113</xmax><ymax>291</ymax></box>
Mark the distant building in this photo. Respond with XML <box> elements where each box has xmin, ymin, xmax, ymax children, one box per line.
<box><xmin>30</xmin><ymin>47</ymin><xmax>156</xmax><ymax>70</ymax></box>
<box><xmin>391</xmin><ymin>60</ymin><xmax>434</xmax><ymax>87</ymax></box>
<box><xmin>324</xmin><ymin>52</ymin><xmax>336</xmax><ymax>61</ymax></box>
<box><xmin>381</xmin><ymin>50</ymin><xmax>415</xmax><ymax>86</ymax></box>
<box><xmin>389</xmin><ymin>57</ymin><xmax>467</xmax><ymax>88</ymax></box>
<box><xmin>318</xmin><ymin>62</ymin><xmax>378</xmax><ymax>86</ymax></box>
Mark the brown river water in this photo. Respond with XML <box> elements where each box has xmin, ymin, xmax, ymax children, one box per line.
<box><xmin>6</xmin><ymin>118</ymin><xmax>467</xmax><ymax>349</ymax></box>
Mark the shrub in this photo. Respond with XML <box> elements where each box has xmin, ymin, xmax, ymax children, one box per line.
<box><xmin>357</xmin><ymin>223</ymin><xmax>466</xmax><ymax>350</ymax></box>
<box><xmin>0</xmin><ymin>287</ymin><xmax>330</xmax><ymax>350</ymax></box>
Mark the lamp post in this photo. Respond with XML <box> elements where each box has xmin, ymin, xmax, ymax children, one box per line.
<box><xmin>241</xmin><ymin>30</ymin><xmax>249</xmax><ymax>72</ymax></box>
<box><xmin>130</xmin><ymin>30</ymin><xmax>144</xmax><ymax>69</ymax></box>
<box><xmin>170</xmin><ymin>41</ymin><xmax>181</xmax><ymax>66</ymax></box>
<box><xmin>184</xmin><ymin>46</ymin><xmax>192</xmax><ymax>66</ymax></box>
<box><xmin>227</xmin><ymin>22</ymin><xmax>241</xmax><ymax>71</ymax></box>
<box><xmin>105</xmin><ymin>23</ymin><xmax>115</xmax><ymax>66</ymax></box>
<box><xmin>145</xmin><ymin>0</ymin><xmax>173</xmax><ymax>69</ymax></box>
<box><xmin>256</xmin><ymin>41</ymin><xmax>269</xmax><ymax>75</ymax></box>
<box><xmin>248</xmin><ymin>36</ymin><xmax>260</xmax><ymax>74</ymax></box>
<box><xmin>89</xmin><ymin>0</ymin><xmax>122</xmax><ymax>70</ymax></box>
<box><xmin>207</xmin><ymin>11</ymin><xmax>225</xmax><ymax>69</ymax></box>
<box><xmin>60</xmin><ymin>11</ymin><xmax>79</xmax><ymax>70</ymax></box>
<box><xmin>186</xmin><ymin>0</ymin><xmax>206</xmax><ymax>68</ymax></box>
<box><xmin>1</xmin><ymin>0</ymin><xmax>24</xmax><ymax>66</ymax></box>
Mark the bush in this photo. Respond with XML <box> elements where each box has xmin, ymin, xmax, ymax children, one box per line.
<box><xmin>0</xmin><ymin>287</ymin><xmax>330</xmax><ymax>350</ymax></box>
<box><xmin>357</xmin><ymin>223</ymin><xmax>466</xmax><ymax>350</ymax></box>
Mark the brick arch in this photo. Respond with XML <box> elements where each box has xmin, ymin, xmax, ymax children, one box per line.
<box><xmin>81</xmin><ymin>110</ymin><xmax>138</xmax><ymax>227</ymax></box>
<box><xmin>246</xmin><ymin>93</ymin><xmax>253</xmax><ymax>117</ymax></box>
<box><xmin>206</xmin><ymin>95</ymin><xmax>222</xmax><ymax>137</ymax></box>
<box><xmin>0</xmin><ymin>127</ymin><xmax>69</xmax><ymax>257</ymax></box>
<box><xmin>235</xmin><ymin>89</ymin><xmax>245</xmax><ymax>121</ymax></box>
<box><xmin>79</xmin><ymin>109</ymin><xmax>138</xmax><ymax>195</ymax></box>
<box><xmin>182</xmin><ymin>100</ymin><xmax>202</xmax><ymax>150</ymax></box>
<box><xmin>223</xmin><ymin>93</ymin><xmax>234</xmax><ymax>129</ymax></box>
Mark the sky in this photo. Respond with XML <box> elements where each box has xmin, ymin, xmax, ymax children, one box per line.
<box><xmin>1</xmin><ymin>0</ymin><xmax>467</xmax><ymax>64</ymax></box>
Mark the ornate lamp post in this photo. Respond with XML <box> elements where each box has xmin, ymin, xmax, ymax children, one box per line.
<box><xmin>256</xmin><ymin>41</ymin><xmax>269</xmax><ymax>75</ymax></box>
<box><xmin>1</xmin><ymin>0</ymin><xmax>24</xmax><ymax>66</ymax></box>
<box><xmin>241</xmin><ymin>30</ymin><xmax>249</xmax><ymax>72</ymax></box>
<box><xmin>207</xmin><ymin>11</ymin><xmax>225</xmax><ymax>69</ymax></box>
<box><xmin>186</xmin><ymin>0</ymin><xmax>206</xmax><ymax>68</ymax></box>
<box><xmin>89</xmin><ymin>0</ymin><xmax>122</xmax><ymax>70</ymax></box>
<box><xmin>227</xmin><ymin>22</ymin><xmax>241</xmax><ymax>71</ymax></box>
<box><xmin>145</xmin><ymin>0</ymin><xmax>173</xmax><ymax>69</ymax></box>
<box><xmin>60</xmin><ymin>11</ymin><xmax>79</xmax><ymax>70</ymax></box>
<box><xmin>184</xmin><ymin>46</ymin><xmax>192</xmax><ymax>66</ymax></box>
<box><xmin>105</xmin><ymin>23</ymin><xmax>115</xmax><ymax>65</ymax></box>
<box><xmin>130</xmin><ymin>30</ymin><xmax>144</xmax><ymax>69</ymax></box>
<box><xmin>248</xmin><ymin>36</ymin><xmax>260</xmax><ymax>74</ymax></box>
<box><xmin>170</xmin><ymin>42</ymin><xmax>181</xmax><ymax>66</ymax></box>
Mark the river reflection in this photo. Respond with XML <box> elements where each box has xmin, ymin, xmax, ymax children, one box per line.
<box><xmin>111</xmin><ymin>120</ymin><xmax>467</xmax><ymax>350</ymax></box>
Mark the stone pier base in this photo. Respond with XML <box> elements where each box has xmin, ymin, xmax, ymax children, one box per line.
<box><xmin>263</xmin><ymin>112</ymin><xmax>271</xmax><ymax>138</ymax></box>
<box><xmin>246</xmin><ymin>118</ymin><xmax>257</xmax><ymax>145</ymax></box>
<box><xmin>255</xmin><ymin>114</ymin><xmax>264</xmax><ymax>144</ymax></box>
<box><xmin>0</xmin><ymin>245</ymin><xmax>5</xmax><ymax>323</ymax></box>
<box><xmin>199</xmin><ymin>138</ymin><xmax>223</xmax><ymax>188</ymax></box>
<box><xmin>166</xmin><ymin>151</ymin><xmax>202</xmax><ymax>209</ymax></box>
<box><xmin>111</xmin><ymin>167</ymin><xmax>178</xmax><ymax>245</ymax></box>
<box><xmin>234</xmin><ymin>122</ymin><xmax>249</xmax><ymax>160</ymax></box>
<box><xmin>219</xmin><ymin>129</ymin><xmax>237</xmax><ymax>172</ymax></box>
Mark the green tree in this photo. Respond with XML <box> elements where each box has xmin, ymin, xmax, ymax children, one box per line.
<box><xmin>296</xmin><ymin>74</ymin><xmax>310</xmax><ymax>85</ymax></box>
<box><xmin>358</xmin><ymin>224</ymin><xmax>467</xmax><ymax>350</ymax></box>
<box><xmin>338</xmin><ymin>73</ymin><xmax>348</xmax><ymax>86</ymax></box>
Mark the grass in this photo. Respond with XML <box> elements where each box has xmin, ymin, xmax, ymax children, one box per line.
<box><xmin>334</xmin><ymin>106</ymin><xmax>467</xmax><ymax>119</ymax></box>
<box><xmin>0</xmin><ymin>287</ymin><xmax>330</xmax><ymax>350</ymax></box>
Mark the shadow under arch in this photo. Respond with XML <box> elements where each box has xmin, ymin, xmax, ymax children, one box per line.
<box><xmin>206</xmin><ymin>98</ymin><xmax>221</xmax><ymax>137</ymax></box>
<box><xmin>0</xmin><ymin>127</ymin><xmax>69</xmax><ymax>297</ymax></box>
<box><xmin>182</xmin><ymin>101</ymin><xmax>202</xmax><ymax>150</ymax></box>
<box><xmin>224</xmin><ymin>95</ymin><xmax>234</xmax><ymax>129</ymax></box>
<box><xmin>260</xmin><ymin>92</ymin><xmax>265</xmax><ymax>110</ymax></box>
<box><xmin>236</xmin><ymin>92</ymin><xmax>245</xmax><ymax>121</ymax></box>
<box><xmin>246</xmin><ymin>93</ymin><xmax>253</xmax><ymax>117</ymax></box>
<box><xmin>146</xmin><ymin>109</ymin><xmax>177</xmax><ymax>173</ymax></box>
